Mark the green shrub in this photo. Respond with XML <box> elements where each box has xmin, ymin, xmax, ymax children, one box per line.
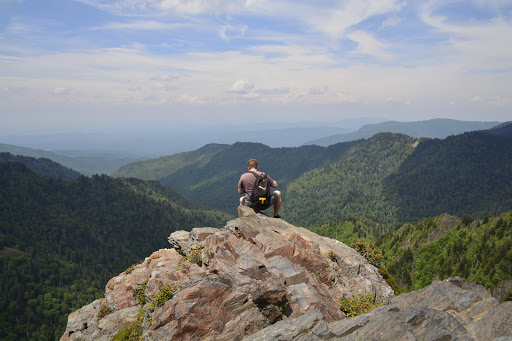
<box><xmin>179</xmin><ymin>244</ymin><xmax>203</xmax><ymax>268</ymax></box>
<box><xmin>461</xmin><ymin>215</ymin><xmax>474</xmax><ymax>226</ymax></box>
<box><xmin>97</xmin><ymin>303</ymin><xmax>113</xmax><ymax>321</ymax></box>
<box><xmin>340</xmin><ymin>293</ymin><xmax>382</xmax><ymax>317</ymax></box>
<box><xmin>133</xmin><ymin>279</ymin><xmax>149</xmax><ymax>305</ymax></box>
<box><xmin>124</xmin><ymin>265</ymin><xmax>136</xmax><ymax>275</ymax></box>
<box><xmin>148</xmin><ymin>285</ymin><xmax>179</xmax><ymax>313</ymax></box>
<box><xmin>352</xmin><ymin>239</ymin><xmax>382</xmax><ymax>266</ymax></box>
<box><xmin>328</xmin><ymin>250</ymin><xmax>337</xmax><ymax>261</ymax></box>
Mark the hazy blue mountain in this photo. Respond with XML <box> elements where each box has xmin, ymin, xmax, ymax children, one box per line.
<box><xmin>0</xmin><ymin>143</ymin><xmax>146</xmax><ymax>176</ymax></box>
<box><xmin>305</xmin><ymin>119</ymin><xmax>501</xmax><ymax>146</ymax></box>
<box><xmin>0</xmin><ymin>152</ymin><xmax>81</xmax><ymax>180</ymax></box>
<box><xmin>1</xmin><ymin>118</ymin><xmax>385</xmax><ymax>158</ymax></box>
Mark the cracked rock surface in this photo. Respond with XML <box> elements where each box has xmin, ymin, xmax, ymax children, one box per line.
<box><xmin>61</xmin><ymin>206</ymin><xmax>393</xmax><ymax>340</ymax></box>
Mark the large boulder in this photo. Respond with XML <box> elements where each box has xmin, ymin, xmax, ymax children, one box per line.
<box><xmin>245</xmin><ymin>277</ymin><xmax>512</xmax><ymax>340</ymax></box>
<box><xmin>61</xmin><ymin>207</ymin><xmax>393</xmax><ymax>340</ymax></box>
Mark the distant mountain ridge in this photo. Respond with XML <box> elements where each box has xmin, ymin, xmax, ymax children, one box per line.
<box><xmin>484</xmin><ymin>121</ymin><xmax>512</xmax><ymax>139</ymax></box>
<box><xmin>114</xmin><ymin>130</ymin><xmax>512</xmax><ymax>227</ymax></box>
<box><xmin>0</xmin><ymin>143</ymin><xmax>145</xmax><ymax>175</ymax></box>
<box><xmin>0</xmin><ymin>152</ymin><xmax>81</xmax><ymax>180</ymax></box>
<box><xmin>306</xmin><ymin>119</ymin><xmax>501</xmax><ymax>146</ymax></box>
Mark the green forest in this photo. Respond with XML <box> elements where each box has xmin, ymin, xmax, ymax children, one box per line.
<box><xmin>113</xmin><ymin>130</ymin><xmax>512</xmax><ymax>228</ymax></box>
<box><xmin>285</xmin><ymin>133</ymin><xmax>417</xmax><ymax>227</ymax></box>
<box><xmin>157</xmin><ymin>140</ymin><xmax>361</xmax><ymax>215</ymax></box>
<box><xmin>0</xmin><ymin>162</ymin><xmax>231</xmax><ymax>341</ymax></box>
<box><xmin>0</xmin><ymin>152</ymin><xmax>82</xmax><ymax>180</ymax></box>
<box><xmin>377</xmin><ymin>212</ymin><xmax>512</xmax><ymax>294</ymax></box>
<box><xmin>383</xmin><ymin>132</ymin><xmax>512</xmax><ymax>221</ymax></box>
<box><xmin>1</xmin><ymin>125</ymin><xmax>512</xmax><ymax>340</ymax></box>
<box><xmin>308</xmin><ymin>211</ymin><xmax>512</xmax><ymax>299</ymax></box>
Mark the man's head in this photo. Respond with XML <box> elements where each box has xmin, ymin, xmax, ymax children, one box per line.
<box><xmin>247</xmin><ymin>159</ymin><xmax>258</xmax><ymax>170</ymax></box>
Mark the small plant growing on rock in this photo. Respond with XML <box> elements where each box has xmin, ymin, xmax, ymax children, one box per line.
<box><xmin>352</xmin><ymin>239</ymin><xmax>382</xmax><ymax>266</ymax></box>
<box><xmin>148</xmin><ymin>285</ymin><xmax>180</xmax><ymax>313</ymax></box>
<box><xmin>134</xmin><ymin>279</ymin><xmax>149</xmax><ymax>305</ymax></box>
<box><xmin>124</xmin><ymin>264</ymin><xmax>136</xmax><ymax>275</ymax></box>
<box><xmin>97</xmin><ymin>303</ymin><xmax>113</xmax><ymax>321</ymax></box>
<box><xmin>179</xmin><ymin>244</ymin><xmax>203</xmax><ymax>268</ymax></box>
<box><xmin>111</xmin><ymin>308</ymin><xmax>144</xmax><ymax>341</ymax></box>
<box><xmin>339</xmin><ymin>293</ymin><xmax>382</xmax><ymax>317</ymax></box>
<box><xmin>328</xmin><ymin>250</ymin><xmax>337</xmax><ymax>262</ymax></box>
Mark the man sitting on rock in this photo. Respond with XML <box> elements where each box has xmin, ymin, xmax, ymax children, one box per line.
<box><xmin>238</xmin><ymin>159</ymin><xmax>281</xmax><ymax>218</ymax></box>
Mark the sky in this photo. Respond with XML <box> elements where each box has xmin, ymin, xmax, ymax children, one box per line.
<box><xmin>1</xmin><ymin>0</ymin><xmax>512</xmax><ymax>137</ymax></box>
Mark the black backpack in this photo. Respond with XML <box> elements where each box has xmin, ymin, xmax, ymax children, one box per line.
<box><xmin>249</xmin><ymin>171</ymin><xmax>271</xmax><ymax>208</ymax></box>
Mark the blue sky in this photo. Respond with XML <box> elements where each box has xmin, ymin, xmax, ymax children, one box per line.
<box><xmin>1</xmin><ymin>0</ymin><xmax>512</xmax><ymax>135</ymax></box>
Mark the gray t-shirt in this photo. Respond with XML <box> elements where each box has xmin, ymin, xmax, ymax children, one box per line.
<box><xmin>238</xmin><ymin>171</ymin><xmax>275</xmax><ymax>204</ymax></box>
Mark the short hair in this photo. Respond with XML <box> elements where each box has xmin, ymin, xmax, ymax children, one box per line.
<box><xmin>247</xmin><ymin>159</ymin><xmax>258</xmax><ymax>169</ymax></box>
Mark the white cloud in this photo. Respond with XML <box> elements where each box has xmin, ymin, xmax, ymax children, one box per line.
<box><xmin>346</xmin><ymin>30</ymin><xmax>393</xmax><ymax>59</ymax></box>
<box><xmin>379</xmin><ymin>16</ymin><xmax>403</xmax><ymax>31</ymax></box>
<box><xmin>97</xmin><ymin>20</ymin><xmax>189</xmax><ymax>30</ymax></box>
<box><xmin>219</xmin><ymin>24</ymin><xmax>247</xmax><ymax>41</ymax></box>
<box><xmin>302</xmin><ymin>0</ymin><xmax>405</xmax><ymax>41</ymax></box>
<box><xmin>52</xmin><ymin>87</ymin><xmax>71</xmax><ymax>95</ymax></box>
<box><xmin>74</xmin><ymin>0</ymin><xmax>263</xmax><ymax>15</ymax></box>
<box><xmin>229</xmin><ymin>79</ymin><xmax>255</xmax><ymax>94</ymax></box>
<box><xmin>160</xmin><ymin>0</ymin><xmax>260</xmax><ymax>14</ymax></box>
<box><xmin>420</xmin><ymin>0</ymin><xmax>512</xmax><ymax>72</ymax></box>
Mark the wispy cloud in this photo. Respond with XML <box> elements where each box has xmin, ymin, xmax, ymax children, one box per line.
<box><xmin>96</xmin><ymin>20</ymin><xmax>189</xmax><ymax>30</ymax></box>
<box><xmin>346</xmin><ymin>30</ymin><xmax>393</xmax><ymax>60</ymax></box>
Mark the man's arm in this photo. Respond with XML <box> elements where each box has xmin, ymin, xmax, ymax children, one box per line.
<box><xmin>238</xmin><ymin>177</ymin><xmax>245</xmax><ymax>194</ymax></box>
<box><xmin>271</xmin><ymin>180</ymin><xmax>278</xmax><ymax>188</ymax></box>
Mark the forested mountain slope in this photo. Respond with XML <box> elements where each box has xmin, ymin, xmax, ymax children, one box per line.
<box><xmin>383</xmin><ymin>131</ymin><xmax>512</xmax><ymax>222</ymax></box>
<box><xmin>306</xmin><ymin>118</ymin><xmax>500</xmax><ymax>146</ymax></box>
<box><xmin>0</xmin><ymin>162</ymin><xmax>231</xmax><ymax>340</ymax></box>
<box><xmin>285</xmin><ymin>131</ymin><xmax>512</xmax><ymax>228</ymax></box>
<box><xmin>285</xmin><ymin>133</ymin><xmax>417</xmax><ymax>227</ymax></box>
<box><xmin>112</xmin><ymin>143</ymin><xmax>229</xmax><ymax>180</ymax></box>
<box><xmin>0</xmin><ymin>152</ymin><xmax>81</xmax><ymax>180</ymax></box>
<box><xmin>377</xmin><ymin>212</ymin><xmax>512</xmax><ymax>296</ymax></box>
<box><xmin>484</xmin><ymin>121</ymin><xmax>512</xmax><ymax>139</ymax></box>
<box><xmin>115</xmin><ymin>140</ymin><xmax>362</xmax><ymax>216</ymax></box>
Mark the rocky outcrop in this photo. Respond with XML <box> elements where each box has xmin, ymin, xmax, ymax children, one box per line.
<box><xmin>60</xmin><ymin>207</ymin><xmax>512</xmax><ymax>340</ymax></box>
<box><xmin>61</xmin><ymin>207</ymin><xmax>393</xmax><ymax>340</ymax></box>
<box><xmin>245</xmin><ymin>277</ymin><xmax>512</xmax><ymax>340</ymax></box>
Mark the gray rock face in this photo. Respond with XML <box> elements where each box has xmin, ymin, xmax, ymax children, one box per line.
<box><xmin>245</xmin><ymin>277</ymin><xmax>512</xmax><ymax>341</ymax></box>
<box><xmin>60</xmin><ymin>207</ymin><xmax>511</xmax><ymax>341</ymax></box>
